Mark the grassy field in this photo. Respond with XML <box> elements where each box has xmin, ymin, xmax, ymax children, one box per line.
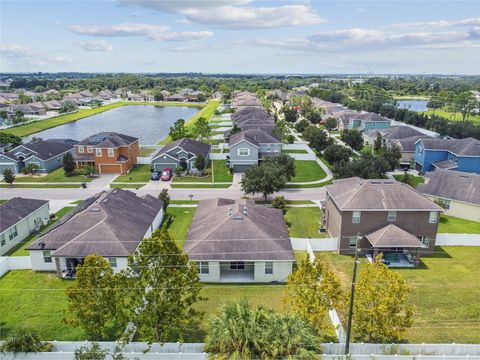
<box><xmin>315</xmin><ymin>247</ymin><xmax>480</xmax><ymax>343</ymax></box>
<box><xmin>281</xmin><ymin>149</ymin><xmax>309</xmax><ymax>154</ymax></box>
<box><xmin>165</xmin><ymin>206</ymin><xmax>196</xmax><ymax>249</ymax></box>
<box><xmin>394</xmin><ymin>95</ymin><xmax>430</xmax><ymax>100</ymax></box>
<box><xmin>159</xmin><ymin>100</ymin><xmax>220</xmax><ymax>145</ymax></box>
<box><xmin>290</xmin><ymin>160</ymin><xmax>327</xmax><ymax>183</ymax></box>
<box><xmin>212</xmin><ymin>160</ymin><xmax>233</xmax><ymax>182</ymax></box>
<box><xmin>423</xmin><ymin>108</ymin><xmax>480</xmax><ymax>123</ymax></box>
<box><xmin>113</xmin><ymin>165</ymin><xmax>151</xmax><ymax>183</ymax></box>
<box><xmin>0</xmin><ymin>184</ymin><xmax>80</xmax><ymax>188</ymax></box>
<box><xmin>169</xmin><ymin>200</ymin><xmax>199</xmax><ymax>204</ymax></box>
<box><xmin>13</xmin><ymin>168</ymin><xmax>93</xmax><ymax>183</ymax></box>
<box><xmin>171</xmin><ymin>183</ymin><xmax>231</xmax><ymax>189</ymax></box>
<box><xmin>438</xmin><ymin>214</ymin><xmax>480</xmax><ymax>233</ymax></box>
<box><xmin>284</xmin><ymin>207</ymin><xmax>322</xmax><ymax>238</ymax></box>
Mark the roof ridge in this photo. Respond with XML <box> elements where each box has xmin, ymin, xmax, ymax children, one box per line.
<box><xmin>343</xmin><ymin>179</ymin><xmax>368</xmax><ymax>208</ymax></box>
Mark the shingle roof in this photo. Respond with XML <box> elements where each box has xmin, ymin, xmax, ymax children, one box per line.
<box><xmin>419</xmin><ymin>137</ymin><xmax>480</xmax><ymax>156</ymax></box>
<box><xmin>184</xmin><ymin>198</ymin><xmax>294</xmax><ymax>261</ymax></box>
<box><xmin>26</xmin><ymin>189</ymin><xmax>163</xmax><ymax>257</ymax></box>
<box><xmin>326</xmin><ymin>177</ymin><xmax>442</xmax><ymax>211</ymax></box>
<box><xmin>432</xmin><ymin>159</ymin><xmax>458</xmax><ymax>170</ymax></box>
<box><xmin>393</xmin><ymin>135</ymin><xmax>431</xmax><ymax>152</ymax></box>
<box><xmin>381</xmin><ymin>126</ymin><xmax>426</xmax><ymax>140</ymax></box>
<box><xmin>366</xmin><ymin>224</ymin><xmax>426</xmax><ymax>248</ymax></box>
<box><xmin>417</xmin><ymin>169</ymin><xmax>480</xmax><ymax>206</ymax></box>
<box><xmin>76</xmin><ymin>132</ymin><xmax>138</xmax><ymax>148</ymax></box>
<box><xmin>18</xmin><ymin>139</ymin><xmax>77</xmax><ymax>160</ymax></box>
<box><xmin>152</xmin><ymin>138</ymin><xmax>211</xmax><ymax>160</ymax></box>
<box><xmin>0</xmin><ymin>198</ymin><xmax>48</xmax><ymax>232</ymax></box>
<box><xmin>229</xmin><ymin>129</ymin><xmax>281</xmax><ymax>147</ymax></box>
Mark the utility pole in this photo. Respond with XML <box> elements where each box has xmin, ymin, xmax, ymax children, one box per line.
<box><xmin>345</xmin><ymin>234</ymin><xmax>361</xmax><ymax>355</ymax></box>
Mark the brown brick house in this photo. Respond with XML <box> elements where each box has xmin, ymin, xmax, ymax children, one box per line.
<box><xmin>73</xmin><ymin>132</ymin><xmax>139</xmax><ymax>174</ymax></box>
<box><xmin>322</xmin><ymin>178</ymin><xmax>443</xmax><ymax>267</ymax></box>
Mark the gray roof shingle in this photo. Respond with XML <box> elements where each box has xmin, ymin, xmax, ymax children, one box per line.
<box><xmin>229</xmin><ymin>129</ymin><xmax>281</xmax><ymax>147</ymax></box>
<box><xmin>1</xmin><ymin>198</ymin><xmax>48</xmax><ymax>232</ymax></box>
<box><xmin>76</xmin><ymin>132</ymin><xmax>138</xmax><ymax>148</ymax></box>
<box><xmin>17</xmin><ymin>139</ymin><xmax>77</xmax><ymax>160</ymax></box>
<box><xmin>419</xmin><ymin>137</ymin><xmax>480</xmax><ymax>156</ymax></box>
<box><xmin>366</xmin><ymin>224</ymin><xmax>426</xmax><ymax>248</ymax></box>
<box><xmin>152</xmin><ymin>138</ymin><xmax>211</xmax><ymax>160</ymax></box>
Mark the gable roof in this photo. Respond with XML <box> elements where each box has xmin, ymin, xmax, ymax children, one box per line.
<box><xmin>381</xmin><ymin>126</ymin><xmax>426</xmax><ymax>140</ymax></box>
<box><xmin>393</xmin><ymin>135</ymin><xmax>431</xmax><ymax>152</ymax></box>
<box><xmin>152</xmin><ymin>138</ymin><xmax>211</xmax><ymax>160</ymax></box>
<box><xmin>184</xmin><ymin>198</ymin><xmax>294</xmax><ymax>261</ymax></box>
<box><xmin>27</xmin><ymin>189</ymin><xmax>163</xmax><ymax>257</ymax></box>
<box><xmin>15</xmin><ymin>139</ymin><xmax>77</xmax><ymax>160</ymax></box>
<box><xmin>76</xmin><ymin>132</ymin><xmax>138</xmax><ymax>148</ymax></box>
<box><xmin>1</xmin><ymin>198</ymin><xmax>48</xmax><ymax>232</ymax></box>
<box><xmin>325</xmin><ymin>177</ymin><xmax>442</xmax><ymax>211</ymax></box>
<box><xmin>417</xmin><ymin>169</ymin><xmax>480</xmax><ymax>206</ymax></box>
<box><xmin>229</xmin><ymin>129</ymin><xmax>281</xmax><ymax>147</ymax></box>
<box><xmin>419</xmin><ymin>137</ymin><xmax>480</xmax><ymax>156</ymax></box>
<box><xmin>366</xmin><ymin>224</ymin><xmax>426</xmax><ymax>248</ymax></box>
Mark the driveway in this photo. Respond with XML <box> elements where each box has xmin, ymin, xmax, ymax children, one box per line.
<box><xmin>231</xmin><ymin>172</ymin><xmax>243</xmax><ymax>189</ymax></box>
<box><xmin>87</xmin><ymin>174</ymin><xmax>118</xmax><ymax>190</ymax></box>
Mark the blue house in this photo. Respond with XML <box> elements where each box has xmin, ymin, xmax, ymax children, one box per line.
<box><xmin>414</xmin><ymin>137</ymin><xmax>480</xmax><ymax>174</ymax></box>
<box><xmin>336</xmin><ymin>111</ymin><xmax>391</xmax><ymax>132</ymax></box>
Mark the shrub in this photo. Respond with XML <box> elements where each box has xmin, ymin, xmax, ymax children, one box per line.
<box><xmin>286</xmin><ymin>134</ymin><xmax>295</xmax><ymax>144</ymax></box>
<box><xmin>271</xmin><ymin>195</ymin><xmax>287</xmax><ymax>214</ymax></box>
<box><xmin>2</xmin><ymin>168</ymin><xmax>15</xmax><ymax>184</ymax></box>
<box><xmin>74</xmin><ymin>343</ymin><xmax>108</xmax><ymax>360</ymax></box>
<box><xmin>0</xmin><ymin>328</ymin><xmax>53</xmax><ymax>353</ymax></box>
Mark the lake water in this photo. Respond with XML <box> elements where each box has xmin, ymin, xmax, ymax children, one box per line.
<box><xmin>396</xmin><ymin>100</ymin><xmax>429</xmax><ymax>112</ymax></box>
<box><xmin>23</xmin><ymin>105</ymin><xmax>199</xmax><ymax>144</ymax></box>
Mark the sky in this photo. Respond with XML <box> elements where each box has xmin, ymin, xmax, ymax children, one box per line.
<box><xmin>0</xmin><ymin>0</ymin><xmax>479</xmax><ymax>74</ymax></box>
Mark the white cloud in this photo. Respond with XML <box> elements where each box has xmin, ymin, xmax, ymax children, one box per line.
<box><xmin>119</xmin><ymin>0</ymin><xmax>326</xmax><ymax>29</ymax></box>
<box><xmin>391</xmin><ymin>17</ymin><xmax>480</xmax><ymax>29</ymax></box>
<box><xmin>0</xmin><ymin>44</ymin><xmax>73</xmax><ymax>67</ymax></box>
<box><xmin>69</xmin><ymin>23</ymin><xmax>213</xmax><ymax>42</ymax></box>
<box><xmin>75</xmin><ymin>40</ymin><xmax>114</xmax><ymax>51</ymax></box>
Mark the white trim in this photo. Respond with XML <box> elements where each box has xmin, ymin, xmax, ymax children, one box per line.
<box><xmin>238</xmin><ymin>148</ymin><xmax>250</xmax><ymax>157</ymax></box>
<box><xmin>230</xmin><ymin>139</ymin><xmax>259</xmax><ymax>148</ymax></box>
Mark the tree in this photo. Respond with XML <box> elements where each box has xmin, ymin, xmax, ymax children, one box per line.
<box><xmin>0</xmin><ymin>328</ymin><xmax>52</xmax><ymax>353</ymax></box>
<box><xmin>373</xmin><ymin>132</ymin><xmax>383</xmax><ymax>153</ymax></box>
<box><xmin>286</xmin><ymin>134</ymin><xmax>295</xmax><ymax>144</ymax></box>
<box><xmin>82</xmin><ymin>165</ymin><xmax>96</xmax><ymax>177</ymax></box>
<box><xmin>60</xmin><ymin>100</ymin><xmax>78</xmax><ymax>113</ymax></box>
<box><xmin>0</xmin><ymin>109</ymin><xmax>8</xmax><ymax>119</ymax></box>
<box><xmin>241</xmin><ymin>162</ymin><xmax>287</xmax><ymax>202</ymax></box>
<box><xmin>427</xmin><ymin>95</ymin><xmax>444</xmax><ymax>115</ymax></box>
<box><xmin>323</xmin><ymin>144</ymin><xmax>352</xmax><ymax>165</ymax></box>
<box><xmin>305</xmin><ymin>109</ymin><xmax>322</xmax><ymax>124</ymax></box>
<box><xmin>204</xmin><ymin>300</ymin><xmax>321</xmax><ymax>359</ymax></box>
<box><xmin>354</xmin><ymin>254</ymin><xmax>414</xmax><ymax>342</ymax></box>
<box><xmin>63</xmin><ymin>152</ymin><xmax>75</xmax><ymax>175</ymax></box>
<box><xmin>453</xmin><ymin>91</ymin><xmax>478</xmax><ymax>121</ymax></box>
<box><xmin>381</xmin><ymin>145</ymin><xmax>402</xmax><ymax>171</ymax></box>
<box><xmin>192</xmin><ymin>116</ymin><xmax>211</xmax><ymax>141</ymax></box>
<box><xmin>194</xmin><ymin>153</ymin><xmax>206</xmax><ymax>173</ymax></box>
<box><xmin>294</xmin><ymin>118</ymin><xmax>311</xmax><ymax>133</ymax></box>
<box><xmin>169</xmin><ymin>119</ymin><xmax>188</xmax><ymax>141</ymax></box>
<box><xmin>271</xmin><ymin>195</ymin><xmax>287</xmax><ymax>214</ymax></box>
<box><xmin>158</xmin><ymin>188</ymin><xmax>170</xmax><ymax>210</ymax></box>
<box><xmin>3</xmin><ymin>168</ymin><xmax>15</xmax><ymax>185</ymax></box>
<box><xmin>284</xmin><ymin>254</ymin><xmax>344</xmax><ymax>334</ymax></box>
<box><xmin>13</xmin><ymin>110</ymin><xmax>25</xmax><ymax>124</ymax></box>
<box><xmin>282</xmin><ymin>105</ymin><xmax>298</xmax><ymax>123</ymax></box>
<box><xmin>272</xmin><ymin>118</ymin><xmax>288</xmax><ymax>142</ymax></box>
<box><xmin>0</xmin><ymin>133</ymin><xmax>22</xmax><ymax>148</ymax></box>
<box><xmin>22</xmin><ymin>163</ymin><xmax>39</xmax><ymax>175</ymax></box>
<box><xmin>65</xmin><ymin>254</ymin><xmax>127</xmax><ymax>340</ymax></box>
<box><xmin>124</xmin><ymin>229</ymin><xmax>204</xmax><ymax>342</ymax></box>
<box><xmin>325</xmin><ymin>117</ymin><xmax>337</xmax><ymax>131</ymax></box>
<box><xmin>334</xmin><ymin>153</ymin><xmax>390</xmax><ymax>179</ymax></box>
<box><xmin>341</xmin><ymin>129</ymin><xmax>364</xmax><ymax>151</ymax></box>
<box><xmin>304</xmin><ymin>126</ymin><xmax>331</xmax><ymax>153</ymax></box>
<box><xmin>264</xmin><ymin>153</ymin><xmax>296</xmax><ymax>181</ymax></box>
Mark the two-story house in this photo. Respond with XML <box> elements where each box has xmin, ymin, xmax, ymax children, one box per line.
<box><xmin>73</xmin><ymin>132</ymin><xmax>139</xmax><ymax>174</ymax></box>
<box><xmin>228</xmin><ymin>129</ymin><xmax>282</xmax><ymax>172</ymax></box>
<box><xmin>414</xmin><ymin>137</ymin><xmax>480</xmax><ymax>174</ymax></box>
<box><xmin>323</xmin><ymin>178</ymin><xmax>442</xmax><ymax>267</ymax></box>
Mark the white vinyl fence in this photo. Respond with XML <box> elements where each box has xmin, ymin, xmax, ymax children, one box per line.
<box><xmin>0</xmin><ymin>256</ymin><xmax>32</xmax><ymax>277</ymax></box>
<box><xmin>283</xmin><ymin>143</ymin><xmax>316</xmax><ymax>160</ymax></box>
<box><xmin>436</xmin><ymin>233</ymin><xmax>480</xmax><ymax>246</ymax></box>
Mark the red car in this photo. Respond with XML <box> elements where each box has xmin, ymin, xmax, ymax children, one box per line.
<box><xmin>160</xmin><ymin>168</ymin><xmax>173</xmax><ymax>181</ymax></box>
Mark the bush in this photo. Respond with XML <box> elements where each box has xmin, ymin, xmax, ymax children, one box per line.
<box><xmin>271</xmin><ymin>196</ymin><xmax>287</xmax><ymax>214</ymax></box>
<box><xmin>0</xmin><ymin>328</ymin><xmax>53</xmax><ymax>353</ymax></box>
<box><xmin>2</xmin><ymin>168</ymin><xmax>15</xmax><ymax>184</ymax></box>
<box><xmin>286</xmin><ymin>134</ymin><xmax>295</xmax><ymax>144</ymax></box>
<box><xmin>74</xmin><ymin>343</ymin><xmax>108</xmax><ymax>360</ymax></box>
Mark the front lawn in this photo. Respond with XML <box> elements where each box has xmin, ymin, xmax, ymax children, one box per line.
<box><xmin>290</xmin><ymin>160</ymin><xmax>326</xmax><ymax>182</ymax></box>
<box><xmin>438</xmin><ymin>214</ymin><xmax>480</xmax><ymax>233</ymax></box>
<box><xmin>13</xmin><ymin>168</ymin><xmax>93</xmax><ymax>183</ymax></box>
<box><xmin>0</xmin><ymin>184</ymin><xmax>80</xmax><ymax>188</ymax></box>
<box><xmin>315</xmin><ymin>247</ymin><xmax>480</xmax><ymax>343</ymax></box>
<box><xmin>0</xmin><ymin>270</ymin><xmax>85</xmax><ymax>340</ymax></box>
<box><xmin>113</xmin><ymin>164</ymin><xmax>151</xmax><ymax>183</ymax></box>
<box><xmin>284</xmin><ymin>179</ymin><xmax>334</xmax><ymax>188</ymax></box>
<box><xmin>212</xmin><ymin>160</ymin><xmax>233</xmax><ymax>182</ymax></box>
<box><xmin>171</xmin><ymin>183</ymin><xmax>231</xmax><ymax>188</ymax></box>
<box><xmin>165</xmin><ymin>206</ymin><xmax>196</xmax><ymax>249</ymax></box>
<box><xmin>284</xmin><ymin>207</ymin><xmax>322</xmax><ymax>238</ymax></box>
<box><xmin>281</xmin><ymin>149</ymin><xmax>308</xmax><ymax>154</ymax></box>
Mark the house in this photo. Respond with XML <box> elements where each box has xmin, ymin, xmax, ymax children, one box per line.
<box><xmin>0</xmin><ymin>138</ymin><xmax>77</xmax><ymax>174</ymax></box>
<box><xmin>391</xmin><ymin>135</ymin><xmax>431</xmax><ymax>167</ymax></box>
<box><xmin>73</xmin><ymin>132</ymin><xmax>139</xmax><ymax>174</ymax></box>
<box><xmin>417</xmin><ymin>169</ymin><xmax>480</xmax><ymax>222</ymax></box>
<box><xmin>42</xmin><ymin>100</ymin><xmax>62</xmax><ymax>111</ymax></box>
<box><xmin>184</xmin><ymin>198</ymin><xmax>295</xmax><ymax>283</ymax></box>
<box><xmin>151</xmin><ymin>138</ymin><xmax>210</xmax><ymax>173</ymax></box>
<box><xmin>10</xmin><ymin>103</ymin><xmax>46</xmax><ymax>116</ymax></box>
<box><xmin>414</xmin><ymin>137</ymin><xmax>480</xmax><ymax>174</ymax></box>
<box><xmin>164</xmin><ymin>93</ymin><xmax>186</xmax><ymax>102</ymax></box>
<box><xmin>0</xmin><ymin>198</ymin><xmax>49</xmax><ymax>256</ymax></box>
<box><xmin>78</xmin><ymin>91</ymin><xmax>94</xmax><ymax>103</ymax></box>
<box><xmin>98</xmin><ymin>90</ymin><xmax>113</xmax><ymax>101</ymax></box>
<box><xmin>139</xmin><ymin>91</ymin><xmax>154</xmax><ymax>102</ymax></box>
<box><xmin>333</xmin><ymin>110</ymin><xmax>391</xmax><ymax>132</ymax></box>
<box><xmin>228</xmin><ymin>129</ymin><xmax>282</xmax><ymax>172</ymax></box>
<box><xmin>27</xmin><ymin>189</ymin><xmax>164</xmax><ymax>277</ymax></box>
<box><xmin>363</xmin><ymin>125</ymin><xmax>427</xmax><ymax>146</ymax></box>
<box><xmin>230</xmin><ymin>106</ymin><xmax>275</xmax><ymax>134</ymax></box>
<box><xmin>323</xmin><ymin>178</ymin><xmax>443</xmax><ymax>267</ymax></box>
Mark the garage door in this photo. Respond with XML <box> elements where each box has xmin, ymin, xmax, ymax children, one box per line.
<box><xmin>0</xmin><ymin>164</ymin><xmax>16</xmax><ymax>174</ymax></box>
<box><xmin>99</xmin><ymin>164</ymin><xmax>123</xmax><ymax>174</ymax></box>
<box><xmin>154</xmin><ymin>163</ymin><xmax>175</xmax><ymax>172</ymax></box>
<box><xmin>233</xmin><ymin>165</ymin><xmax>251</xmax><ymax>173</ymax></box>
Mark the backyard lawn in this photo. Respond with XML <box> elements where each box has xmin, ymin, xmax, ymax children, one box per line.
<box><xmin>113</xmin><ymin>164</ymin><xmax>151</xmax><ymax>183</ymax></box>
<box><xmin>281</xmin><ymin>149</ymin><xmax>308</xmax><ymax>154</ymax></box>
<box><xmin>284</xmin><ymin>207</ymin><xmax>322</xmax><ymax>238</ymax></box>
<box><xmin>438</xmin><ymin>214</ymin><xmax>480</xmax><ymax>233</ymax></box>
<box><xmin>165</xmin><ymin>206</ymin><xmax>196</xmax><ymax>249</ymax></box>
<box><xmin>290</xmin><ymin>160</ymin><xmax>326</xmax><ymax>182</ymax></box>
<box><xmin>393</xmin><ymin>174</ymin><xmax>425</xmax><ymax>188</ymax></box>
<box><xmin>315</xmin><ymin>246</ymin><xmax>480</xmax><ymax>343</ymax></box>
<box><xmin>212</xmin><ymin>160</ymin><xmax>233</xmax><ymax>182</ymax></box>
<box><xmin>12</xmin><ymin>168</ymin><xmax>93</xmax><ymax>183</ymax></box>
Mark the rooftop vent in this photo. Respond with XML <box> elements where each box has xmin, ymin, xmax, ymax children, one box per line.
<box><xmin>233</xmin><ymin>214</ymin><xmax>243</xmax><ymax>221</ymax></box>
<box><xmin>243</xmin><ymin>206</ymin><xmax>247</xmax><ymax>215</ymax></box>
<box><xmin>90</xmin><ymin>207</ymin><xmax>101</xmax><ymax>212</ymax></box>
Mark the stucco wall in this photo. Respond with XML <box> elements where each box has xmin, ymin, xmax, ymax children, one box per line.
<box><xmin>29</xmin><ymin>250</ymin><xmax>57</xmax><ymax>271</ymax></box>
<box><xmin>253</xmin><ymin>261</ymin><xmax>293</xmax><ymax>282</ymax></box>
<box><xmin>426</xmin><ymin>196</ymin><xmax>480</xmax><ymax>222</ymax></box>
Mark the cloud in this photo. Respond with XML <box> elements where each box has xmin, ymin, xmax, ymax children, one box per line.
<box><xmin>356</xmin><ymin>8</ymin><xmax>366</xmax><ymax>13</ymax></box>
<box><xmin>119</xmin><ymin>0</ymin><xmax>326</xmax><ymax>29</ymax></box>
<box><xmin>75</xmin><ymin>40</ymin><xmax>114</xmax><ymax>51</ymax></box>
<box><xmin>69</xmin><ymin>23</ymin><xmax>213</xmax><ymax>42</ymax></box>
<box><xmin>0</xmin><ymin>44</ymin><xmax>73</xmax><ymax>67</ymax></box>
<box><xmin>391</xmin><ymin>17</ymin><xmax>480</xmax><ymax>29</ymax></box>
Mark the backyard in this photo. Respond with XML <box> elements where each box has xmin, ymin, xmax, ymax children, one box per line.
<box><xmin>438</xmin><ymin>214</ymin><xmax>480</xmax><ymax>233</ymax></box>
<box><xmin>284</xmin><ymin>207</ymin><xmax>323</xmax><ymax>238</ymax></box>
<box><xmin>315</xmin><ymin>246</ymin><xmax>480</xmax><ymax>343</ymax></box>
<box><xmin>12</xmin><ymin>168</ymin><xmax>93</xmax><ymax>183</ymax></box>
<box><xmin>212</xmin><ymin>160</ymin><xmax>233</xmax><ymax>182</ymax></box>
<box><xmin>165</xmin><ymin>206</ymin><xmax>197</xmax><ymax>249</ymax></box>
<box><xmin>290</xmin><ymin>160</ymin><xmax>326</xmax><ymax>183</ymax></box>
<box><xmin>393</xmin><ymin>174</ymin><xmax>425</xmax><ymax>188</ymax></box>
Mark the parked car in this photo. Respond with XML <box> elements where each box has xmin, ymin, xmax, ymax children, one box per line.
<box><xmin>151</xmin><ymin>172</ymin><xmax>160</xmax><ymax>181</ymax></box>
<box><xmin>161</xmin><ymin>168</ymin><xmax>173</xmax><ymax>181</ymax></box>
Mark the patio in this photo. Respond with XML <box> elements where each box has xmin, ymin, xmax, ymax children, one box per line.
<box><xmin>219</xmin><ymin>261</ymin><xmax>255</xmax><ymax>282</ymax></box>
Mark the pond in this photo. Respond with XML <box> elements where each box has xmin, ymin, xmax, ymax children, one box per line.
<box><xmin>23</xmin><ymin>105</ymin><xmax>200</xmax><ymax>144</ymax></box>
<box><xmin>396</xmin><ymin>100</ymin><xmax>429</xmax><ymax>112</ymax></box>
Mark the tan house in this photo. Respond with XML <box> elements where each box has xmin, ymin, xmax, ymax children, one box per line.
<box><xmin>417</xmin><ymin>169</ymin><xmax>480</xmax><ymax>222</ymax></box>
<box><xmin>73</xmin><ymin>132</ymin><xmax>139</xmax><ymax>174</ymax></box>
<box><xmin>323</xmin><ymin>178</ymin><xmax>443</xmax><ymax>267</ymax></box>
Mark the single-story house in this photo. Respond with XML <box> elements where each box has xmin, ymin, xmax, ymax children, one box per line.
<box><xmin>27</xmin><ymin>189</ymin><xmax>164</xmax><ymax>277</ymax></box>
<box><xmin>10</xmin><ymin>103</ymin><xmax>46</xmax><ymax>116</ymax></box>
<box><xmin>184</xmin><ymin>198</ymin><xmax>295</xmax><ymax>283</ymax></box>
<box><xmin>151</xmin><ymin>138</ymin><xmax>211</xmax><ymax>173</ymax></box>
<box><xmin>0</xmin><ymin>198</ymin><xmax>49</xmax><ymax>256</ymax></box>
<box><xmin>417</xmin><ymin>169</ymin><xmax>480</xmax><ymax>222</ymax></box>
<box><xmin>42</xmin><ymin>100</ymin><xmax>62</xmax><ymax>111</ymax></box>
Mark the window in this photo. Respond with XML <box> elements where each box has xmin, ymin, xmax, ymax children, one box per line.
<box><xmin>352</xmin><ymin>211</ymin><xmax>361</xmax><ymax>224</ymax></box>
<box><xmin>108</xmin><ymin>148</ymin><xmax>114</xmax><ymax>157</ymax></box>
<box><xmin>429</xmin><ymin>211</ymin><xmax>438</xmax><ymax>224</ymax></box>
<box><xmin>8</xmin><ymin>226</ymin><xmax>17</xmax><ymax>240</ymax></box>
<box><xmin>265</xmin><ymin>262</ymin><xmax>273</xmax><ymax>274</ymax></box>
<box><xmin>238</xmin><ymin>148</ymin><xmax>250</xmax><ymax>156</ymax></box>
<box><xmin>348</xmin><ymin>236</ymin><xmax>358</xmax><ymax>248</ymax></box>
<box><xmin>388</xmin><ymin>211</ymin><xmax>396</xmax><ymax>221</ymax></box>
<box><xmin>43</xmin><ymin>250</ymin><xmax>52</xmax><ymax>263</ymax></box>
<box><xmin>196</xmin><ymin>262</ymin><xmax>209</xmax><ymax>274</ymax></box>
<box><xmin>108</xmin><ymin>258</ymin><xmax>117</xmax><ymax>267</ymax></box>
<box><xmin>230</xmin><ymin>261</ymin><xmax>245</xmax><ymax>270</ymax></box>
<box><xmin>266</xmin><ymin>146</ymin><xmax>271</xmax><ymax>152</ymax></box>
<box><xmin>78</xmin><ymin>146</ymin><xmax>84</xmax><ymax>153</ymax></box>
<box><xmin>87</xmin><ymin>146</ymin><xmax>93</xmax><ymax>153</ymax></box>
<box><xmin>0</xmin><ymin>234</ymin><xmax>5</xmax><ymax>246</ymax></box>
<box><xmin>419</xmin><ymin>236</ymin><xmax>430</xmax><ymax>247</ymax></box>
<box><xmin>96</xmin><ymin>148</ymin><xmax>102</xmax><ymax>156</ymax></box>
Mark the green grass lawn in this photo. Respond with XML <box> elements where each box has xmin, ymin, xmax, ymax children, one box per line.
<box><xmin>165</xmin><ymin>206</ymin><xmax>196</xmax><ymax>249</ymax></box>
<box><xmin>360</xmin><ymin>144</ymin><xmax>373</xmax><ymax>155</ymax></box>
<box><xmin>290</xmin><ymin>160</ymin><xmax>326</xmax><ymax>183</ymax></box>
<box><xmin>423</xmin><ymin>108</ymin><xmax>480</xmax><ymax>123</ymax></box>
<box><xmin>0</xmin><ymin>184</ymin><xmax>80</xmax><ymax>188</ymax></box>
<box><xmin>172</xmin><ymin>170</ymin><xmax>213</xmax><ymax>183</ymax></box>
<box><xmin>169</xmin><ymin>200</ymin><xmax>199</xmax><ymax>204</ymax></box>
<box><xmin>171</xmin><ymin>183</ymin><xmax>231</xmax><ymax>189</ymax></box>
<box><xmin>438</xmin><ymin>214</ymin><xmax>480</xmax><ymax>233</ymax></box>
<box><xmin>393</xmin><ymin>174</ymin><xmax>425</xmax><ymax>188</ymax></box>
<box><xmin>315</xmin><ymin>247</ymin><xmax>480</xmax><ymax>343</ymax></box>
<box><xmin>284</xmin><ymin>179</ymin><xmax>334</xmax><ymax>188</ymax></box>
<box><xmin>211</xmin><ymin>148</ymin><xmax>222</xmax><ymax>153</ymax></box>
<box><xmin>281</xmin><ymin>149</ymin><xmax>308</xmax><ymax>154</ymax></box>
<box><xmin>394</xmin><ymin>95</ymin><xmax>430</xmax><ymax>100</ymax></box>
<box><xmin>109</xmin><ymin>183</ymin><xmax>145</xmax><ymax>189</ymax></box>
<box><xmin>284</xmin><ymin>207</ymin><xmax>322</xmax><ymax>238</ymax></box>
<box><xmin>0</xmin><ymin>270</ymin><xmax>85</xmax><ymax>340</ymax></box>
<box><xmin>113</xmin><ymin>164</ymin><xmax>151</xmax><ymax>183</ymax></box>
<box><xmin>139</xmin><ymin>147</ymin><xmax>157</xmax><ymax>157</ymax></box>
<box><xmin>13</xmin><ymin>168</ymin><xmax>93</xmax><ymax>183</ymax></box>
<box><xmin>212</xmin><ymin>160</ymin><xmax>233</xmax><ymax>182</ymax></box>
